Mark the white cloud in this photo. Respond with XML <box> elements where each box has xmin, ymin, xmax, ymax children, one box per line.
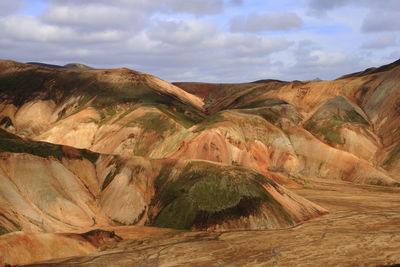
<box><xmin>230</xmin><ymin>12</ymin><xmax>303</xmax><ymax>32</ymax></box>
<box><xmin>361</xmin><ymin>12</ymin><xmax>400</xmax><ymax>32</ymax></box>
<box><xmin>162</xmin><ymin>0</ymin><xmax>224</xmax><ymax>15</ymax></box>
<box><xmin>308</xmin><ymin>0</ymin><xmax>348</xmax><ymax>10</ymax></box>
<box><xmin>388</xmin><ymin>50</ymin><xmax>400</xmax><ymax>60</ymax></box>
<box><xmin>0</xmin><ymin>0</ymin><xmax>23</xmax><ymax>16</ymax></box>
<box><xmin>147</xmin><ymin>19</ymin><xmax>218</xmax><ymax>46</ymax></box>
<box><xmin>46</xmin><ymin>0</ymin><xmax>225</xmax><ymax>16</ymax></box>
<box><xmin>229</xmin><ymin>0</ymin><xmax>243</xmax><ymax>6</ymax></box>
<box><xmin>0</xmin><ymin>15</ymin><xmax>75</xmax><ymax>42</ymax></box>
<box><xmin>42</xmin><ymin>3</ymin><xmax>148</xmax><ymax>31</ymax></box>
<box><xmin>361</xmin><ymin>34</ymin><xmax>397</xmax><ymax>49</ymax></box>
<box><xmin>308</xmin><ymin>50</ymin><xmax>347</xmax><ymax>65</ymax></box>
<box><xmin>308</xmin><ymin>0</ymin><xmax>400</xmax><ymax>11</ymax></box>
<box><xmin>282</xmin><ymin>40</ymin><xmax>365</xmax><ymax>80</ymax></box>
<box><xmin>224</xmin><ymin>34</ymin><xmax>290</xmax><ymax>56</ymax></box>
<box><xmin>0</xmin><ymin>15</ymin><xmax>125</xmax><ymax>43</ymax></box>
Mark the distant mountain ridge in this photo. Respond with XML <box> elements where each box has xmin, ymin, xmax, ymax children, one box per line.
<box><xmin>27</xmin><ymin>61</ymin><xmax>94</xmax><ymax>70</ymax></box>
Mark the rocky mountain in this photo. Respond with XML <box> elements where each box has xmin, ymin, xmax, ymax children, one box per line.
<box><xmin>0</xmin><ymin>59</ymin><xmax>399</xmax><ymax>266</ymax></box>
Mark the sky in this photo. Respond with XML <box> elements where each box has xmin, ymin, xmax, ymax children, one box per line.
<box><xmin>0</xmin><ymin>0</ymin><xmax>399</xmax><ymax>82</ymax></box>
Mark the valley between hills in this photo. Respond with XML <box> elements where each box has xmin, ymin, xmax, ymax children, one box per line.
<box><xmin>0</xmin><ymin>59</ymin><xmax>399</xmax><ymax>266</ymax></box>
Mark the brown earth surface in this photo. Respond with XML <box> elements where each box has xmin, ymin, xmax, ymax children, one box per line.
<box><xmin>17</xmin><ymin>178</ymin><xmax>400</xmax><ymax>267</ymax></box>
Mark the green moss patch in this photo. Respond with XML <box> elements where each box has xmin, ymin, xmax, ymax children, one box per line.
<box><xmin>154</xmin><ymin>162</ymin><xmax>176</xmax><ymax>192</ymax></box>
<box><xmin>305</xmin><ymin>96</ymin><xmax>370</xmax><ymax>144</ymax></box>
<box><xmin>153</xmin><ymin>104</ymin><xmax>197</xmax><ymax>128</ymax></box>
<box><xmin>0</xmin><ymin>129</ymin><xmax>99</xmax><ymax>163</ymax></box>
<box><xmin>240</xmin><ymin>98</ymin><xmax>288</xmax><ymax>110</ymax></box>
<box><xmin>119</xmin><ymin>111</ymin><xmax>180</xmax><ymax>156</ymax></box>
<box><xmin>344</xmin><ymin>109</ymin><xmax>369</xmax><ymax>125</ymax></box>
<box><xmin>237</xmin><ymin>107</ymin><xmax>281</xmax><ymax>126</ymax></box>
<box><xmin>319</xmin><ymin>127</ymin><xmax>344</xmax><ymax>144</ymax></box>
<box><xmin>384</xmin><ymin>145</ymin><xmax>400</xmax><ymax>167</ymax></box>
<box><xmin>0</xmin><ymin>138</ymin><xmax>65</xmax><ymax>158</ymax></box>
<box><xmin>251</xmin><ymin>109</ymin><xmax>280</xmax><ymax>125</ymax></box>
<box><xmin>305</xmin><ymin>117</ymin><xmax>345</xmax><ymax>145</ymax></box>
<box><xmin>112</xmin><ymin>103</ymin><xmax>196</xmax><ymax>129</ymax></box>
<box><xmin>151</xmin><ymin>161</ymin><xmax>289</xmax><ymax>230</ymax></box>
<box><xmin>193</xmin><ymin>113</ymin><xmax>225</xmax><ymax>132</ymax></box>
<box><xmin>0</xmin><ymin>225</ymin><xmax>9</xmax><ymax>235</ymax></box>
<box><xmin>318</xmin><ymin>161</ymin><xmax>324</xmax><ymax>171</ymax></box>
<box><xmin>128</xmin><ymin>112</ymin><xmax>173</xmax><ymax>135</ymax></box>
<box><xmin>0</xmin><ymin>128</ymin><xmax>21</xmax><ymax>140</ymax></box>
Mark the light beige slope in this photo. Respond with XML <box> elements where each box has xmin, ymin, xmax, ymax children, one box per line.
<box><xmin>0</xmin><ymin>151</ymin><xmax>164</xmax><ymax>233</ymax></box>
<box><xmin>0</xmin><ymin>153</ymin><xmax>109</xmax><ymax>232</ymax></box>
<box><xmin>36</xmin><ymin>106</ymin><xmax>186</xmax><ymax>158</ymax></box>
<box><xmin>283</xmin><ymin>123</ymin><xmax>399</xmax><ymax>186</ymax></box>
<box><xmin>143</xmin><ymin>73</ymin><xmax>204</xmax><ymax>111</ymax></box>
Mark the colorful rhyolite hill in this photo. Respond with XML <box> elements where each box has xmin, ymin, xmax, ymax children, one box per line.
<box><xmin>0</xmin><ymin>59</ymin><xmax>399</xmax><ymax>266</ymax></box>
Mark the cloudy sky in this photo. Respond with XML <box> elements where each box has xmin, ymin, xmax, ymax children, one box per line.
<box><xmin>0</xmin><ymin>0</ymin><xmax>399</xmax><ymax>82</ymax></box>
